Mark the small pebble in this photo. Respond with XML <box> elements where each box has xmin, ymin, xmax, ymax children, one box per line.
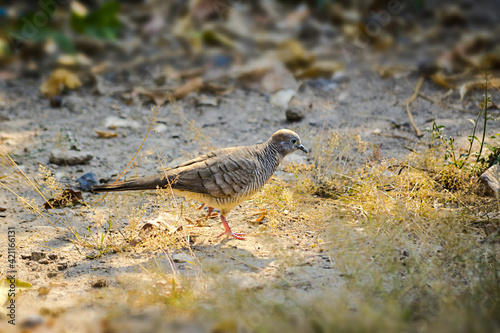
<box><xmin>286</xmin><ymin>106</ymin><xmax>305</xmax><ymax>122</ymax></box>
<box><xmin>49</xmin><ymin>149</ymin><xmax>93</xmax><ymax>166</ymax></box>
<box><xmin>20</xmin><ymin>316</ymin><xmax>45</xmax><ymax>330</ymax></box>
<box><xmin>78</xmin><ymin>172</ymin><xmax>100</xmax><ymax>191</ymax></box>
<box><xmin>57</xmin><ymin>262</ymin><xmax>68</xmax><ymax>271</ymax></box>
<box><xmin>103</xmin><ymin>116</ymin><xmax>140</xmax><ymax>129</ymax></box>
<box><xmin>91</xmin><ymin>279</ymin><xmax>108</xmax><ymax>288</ymax></box>
<box><xmin>31</xmin><ymin>251</ymin><xmax>46</xmax><ymax>261</ymax></box>
<box><xmin>49</xmin><ymin>96</ymin><xmax>62</xmax><ymax>108</ymax></box>
<box><xmin>480</xmin><ymin>164</ymin><xmax>500</xmax><ymax>197</ymax></box>
<box><xmin>38</xmin><ymin>286</ymin><xmax>51</xmax><ymax>296</ymax></box>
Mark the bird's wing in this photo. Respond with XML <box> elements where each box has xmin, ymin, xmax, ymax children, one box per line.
<box><xmin>167</xmin><ymin>147</ymin><xmax>259</xmax><ymax>198</ymax></box>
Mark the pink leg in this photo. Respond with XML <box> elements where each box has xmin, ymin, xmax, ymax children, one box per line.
<box><xmin>198</xmin><ymin>204</ymin><xmax>216</xmax><ymax>219</ymax></box>
<box><xmin>206</xmin><ymin>207</ymin><xmax>214</xmax><ymax>219</ymax></box>
<box><xmin>217</xmin><ymin>215</ymin><xmax>245</xmax><ymax>240</ymax></box>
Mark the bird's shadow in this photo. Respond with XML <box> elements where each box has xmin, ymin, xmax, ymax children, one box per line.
<box><xmin>147</xmin><ymin>243</ymin><xmax>273</xmax><ymax>276</ymax></box>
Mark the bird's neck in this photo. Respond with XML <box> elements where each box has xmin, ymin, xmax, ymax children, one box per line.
<box><xmin>259</xmin><ymin>141</ymin><xmax>284</xmax><ymax>175</ymax></box>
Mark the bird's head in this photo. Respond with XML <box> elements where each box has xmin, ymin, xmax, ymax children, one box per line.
<box><xmin>270</xmin><ymin>129</ymin><xmax>309</xmax><ymax>156</ymax></box>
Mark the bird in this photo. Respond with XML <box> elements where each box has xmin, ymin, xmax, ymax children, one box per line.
<box><xmin>92</xmin><ymin>129</ymin><xmax>308</xmax><ymax>240</ymax></box>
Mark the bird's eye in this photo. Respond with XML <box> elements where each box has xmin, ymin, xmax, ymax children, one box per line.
<box><xmin>291</xmin><ymin>138</ymin><xmax>297</xmax><ymax>144</ymax></box>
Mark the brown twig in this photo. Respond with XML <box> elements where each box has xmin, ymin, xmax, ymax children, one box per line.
<box><xmin>406</xmin><ymin>76</ymin><xmax>424</xmax><ymax>137</ymax></box>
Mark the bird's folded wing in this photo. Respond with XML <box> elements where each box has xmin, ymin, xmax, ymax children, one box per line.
<box><xmin>168</xmin><ymin>147</ymin><xmax>258</xmax><ymax>198</ymax></box>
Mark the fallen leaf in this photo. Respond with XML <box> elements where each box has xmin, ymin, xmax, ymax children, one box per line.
<box><xmin>202</xmin><ymin>29</ymin><xmax>236</xmax><ymax>49</ymax></box>
<box><xmin>255</xmin><ymin>214</ymin><xmax>267</xmax><ymax>224</ymax></box>
<box><xmin>173</xmin><ymin>77</ymin><xmax>204</xmax><ymax>100</ymax></box>
<box><xmin>431</xmin><ymin>72</ymin><xmax>454</xmax><ymax>89</ymax></box>
<box><xmin>295</xmin><ymin>60</ymin><xmax>344</xmax><ymax>79</ymax></box>
<box><xmin>373</xmin><ymin>65</ymin><xmax>408</xmax><ymax>78</ymax></box>
<box><xmin>130</xmin><ymin>213</ymin><xmax>181</xmax><ymax>246</ymax></box>
<box><xmin>40</xmin><ymin>69</ymin><xmax>82</xmax><ymax>98</ymax></box>
<box><xmin>95</xmin><ymin>130</ymin><xmax>118</xmax><ymax>138</ymax></box>
<box><xmin>137</xmin><ymin>88</ymin><xmax>170</xmax><ymax>106</ymax></box>
<box><xmin>277</xmin><ymin>39</ymin><xmax>315</xmax><ymax>72</ymax></box>
<box><xmin>44</xmin><ymin>189</ymin><xmax>83</xmax><ymax>209</ymax></box>
<box><xmin>1</xmin><ymin>278</ymin><xmax>33</xmax><ymax>288</ymax></box>
<box><xmin>196</xmin><ymin>95</ymin><xmax>219</xmax><ymax>106</ymax></box>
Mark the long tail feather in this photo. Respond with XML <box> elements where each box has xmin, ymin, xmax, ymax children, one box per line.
<box><xmin>92</xmin><ymin>176</ymin><xmax>166</xmax><ymax>192</ymax></box>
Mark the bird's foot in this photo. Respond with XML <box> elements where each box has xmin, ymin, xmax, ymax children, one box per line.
<box><xmin>218</xmin><ymin>215</ymin><xmax>245</xmax><ymax>240</ymax></box>
<box><xmin>217</xmin><ymin>230</ymin><xmax>246</xmax><ymax>240</ymax></box>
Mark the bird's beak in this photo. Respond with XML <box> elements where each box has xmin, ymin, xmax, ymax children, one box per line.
<box><xmin>297</xmin><ymin>144</ymin><xmax>309</xmax><ymax>154</ymax></box>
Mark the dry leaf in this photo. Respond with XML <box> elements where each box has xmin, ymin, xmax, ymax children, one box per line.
<box><xmin>130</xmin><ymin>214</ymin><xmax>182</xmax><ymax>247</ymax></box>
<box><xmin>138</xmin><ymin>88</ymin><xmax>169</xmax><ymax>105</ymax></box>
<box><xmin>373</xmin><ymin>65</ymin><xmax>408</xmax><ymax>78</ymax></box>
<box><xmin>278</xmin><ymin>39</ymin><xmax>315</xmax><ymax>71</ymax></box>
<box><xmin>255</xmin><ymin>214</ymin><xmax>267</xmax><ymax>224</ymax></box>
<box><xmin>173</xmin><ymin>77</ymin><xmax>204</xmax><ymax>100</ymax></box>
<box><xmin>44</xmin><ymin>189</ymin><xmax>83</xmax><ymax>209</ymax></box>
<box><xmin>202</xmin><ymin>29</ymin><xmax>236</xmax><ymax>49</ymax></box>
<box><xmin>94</xmin><ymin>130</ymin><xmax>118</xmax><ymax>138</ymax></box>
<box><xmin>295</xmin><ymin>60</ymin><xmax>344</xmax><ymax>79</ymax></box>
<box><xmin>431</xmin><ymin>72</ymin><xmax>454</xmax><ymax>89</ymax></box>
<box><xmin>40</xmin><ymin>68</ymin><xmax>82</xmax><ymax>97</ymax></box>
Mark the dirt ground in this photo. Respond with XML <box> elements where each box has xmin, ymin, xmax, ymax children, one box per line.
<box><xmin>1</xmin><ymin>2</ymin><xmax>500</xmax><ymax>332</ymax></box>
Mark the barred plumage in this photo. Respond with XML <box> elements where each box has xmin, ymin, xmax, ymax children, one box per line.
<box><xmin>92</xmin><ymin>129</ymin><xmax>308</xmax><ymax>240</ymax></box>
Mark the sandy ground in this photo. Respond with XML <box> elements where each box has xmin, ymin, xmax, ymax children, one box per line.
<box><xmin>1</xmin><ymin>50</ymin><xmax>499</xmax><ymax>331</ymax></box>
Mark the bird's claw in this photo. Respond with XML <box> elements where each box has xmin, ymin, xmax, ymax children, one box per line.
<box><xmin>217</xmin><ymin>230</ymin><xmax>246</xmax><ymax>240</ymax></box>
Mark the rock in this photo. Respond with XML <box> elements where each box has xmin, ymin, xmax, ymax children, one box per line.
<box><xmin>57</xmin><ymin>262</ymin><xmax>68</xmax><ymax>271</ymax></box>
<box><xmin>417</xmin><ymin>57</ymin><xmax>438</xmax><ymax>76</ymax></box>
<box><xmin>78</xmin><ymin>172</ymin><xmax>100</xmax><ymax>191</ymax></box>
<box><xmin>480</xmin><ymin>164</ymin><xmax>500</xmax><ymax>197</ymax></box>
<box><xmin>50</xmin><ymin>96</ymin><xmax>62</xmax><ymax>108</ymax></box>
<box><xmin>38</xmin><ymin>286</ymin><xmax>51</xmax><ymax>296</ymax></box>
<box><xmin>20</xmin><ymin>315</ymin><xmax>45</xmax><ymax>330</ymax></box>
<box><xmin>154</xmin><ymin>123</ymin><xmax>168</xmax><ymax>133</ymax></box>
<box><xmin>31</xmin><ymin>251</ymin><xmax>46</xmax><ymax>261</ymax></box>
<box><xmin>48</xmin><ymin>254</ymin><xmax>58</xmax><ymax>260</ymax></box>
<box><xmin>47</xmin><ymin>272</ymin><xmax>58</xmax><ymax>278</ymax></box>
<box><xmin>286</xmin><ymin>105</ymin><xmax>306</xmax><ymax>122</ymax></box>
<box><xmin>172</xmin><ymin>253</ymin><xmax>194</xmax><ymax>263</ymax></box>
<box><xmin>104</xmin><ymin>116</ymin><xmax>140</xmax><ymax>129</ymax></box>
<box><xmin>39</xmin><ymin>258</ymin><xmax>49</xmax><ymax>264</ymax></box>
<box><xmin>331</xmin><ymin>71</ymin><xmax>349</xmax><ymax>83</ymax></box>
<box><xmin>285</xmin><ymin>97</ymin><xmax>309</xmax><ymax>122</ymax></box>
<box><xmin>91</xmin><ymin>279</ymin><xmax>108</xmax><ymax>288</ymax></box>
<box><xmin>195</xmin><ymin>95</ymin><xmax>219</xmax><ymax>107</ymax></box>
<box><xmin>64</xmin><ymin>95</ymin><xmax>87</xmax><ymax>113</ymax></box>
<box><xmin>305</xmin><ymin>79</ymin><xmax>338</xmax><ymax>91</ymax></box>
<box><xmin>49</xmin><ymin>149</ymin><xmax>93</xmax><ymax>166</ymax></box>
<box><xmin>86</xmin><ymin>250</ymin><xmax>99</xmax><ymax>259</ymax></box>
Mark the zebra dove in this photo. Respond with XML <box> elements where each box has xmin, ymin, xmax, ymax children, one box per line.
<box><xmin>92</xmin><ymin>129</ymin><xmax>308</xmax><ymax>240</ymax></box>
